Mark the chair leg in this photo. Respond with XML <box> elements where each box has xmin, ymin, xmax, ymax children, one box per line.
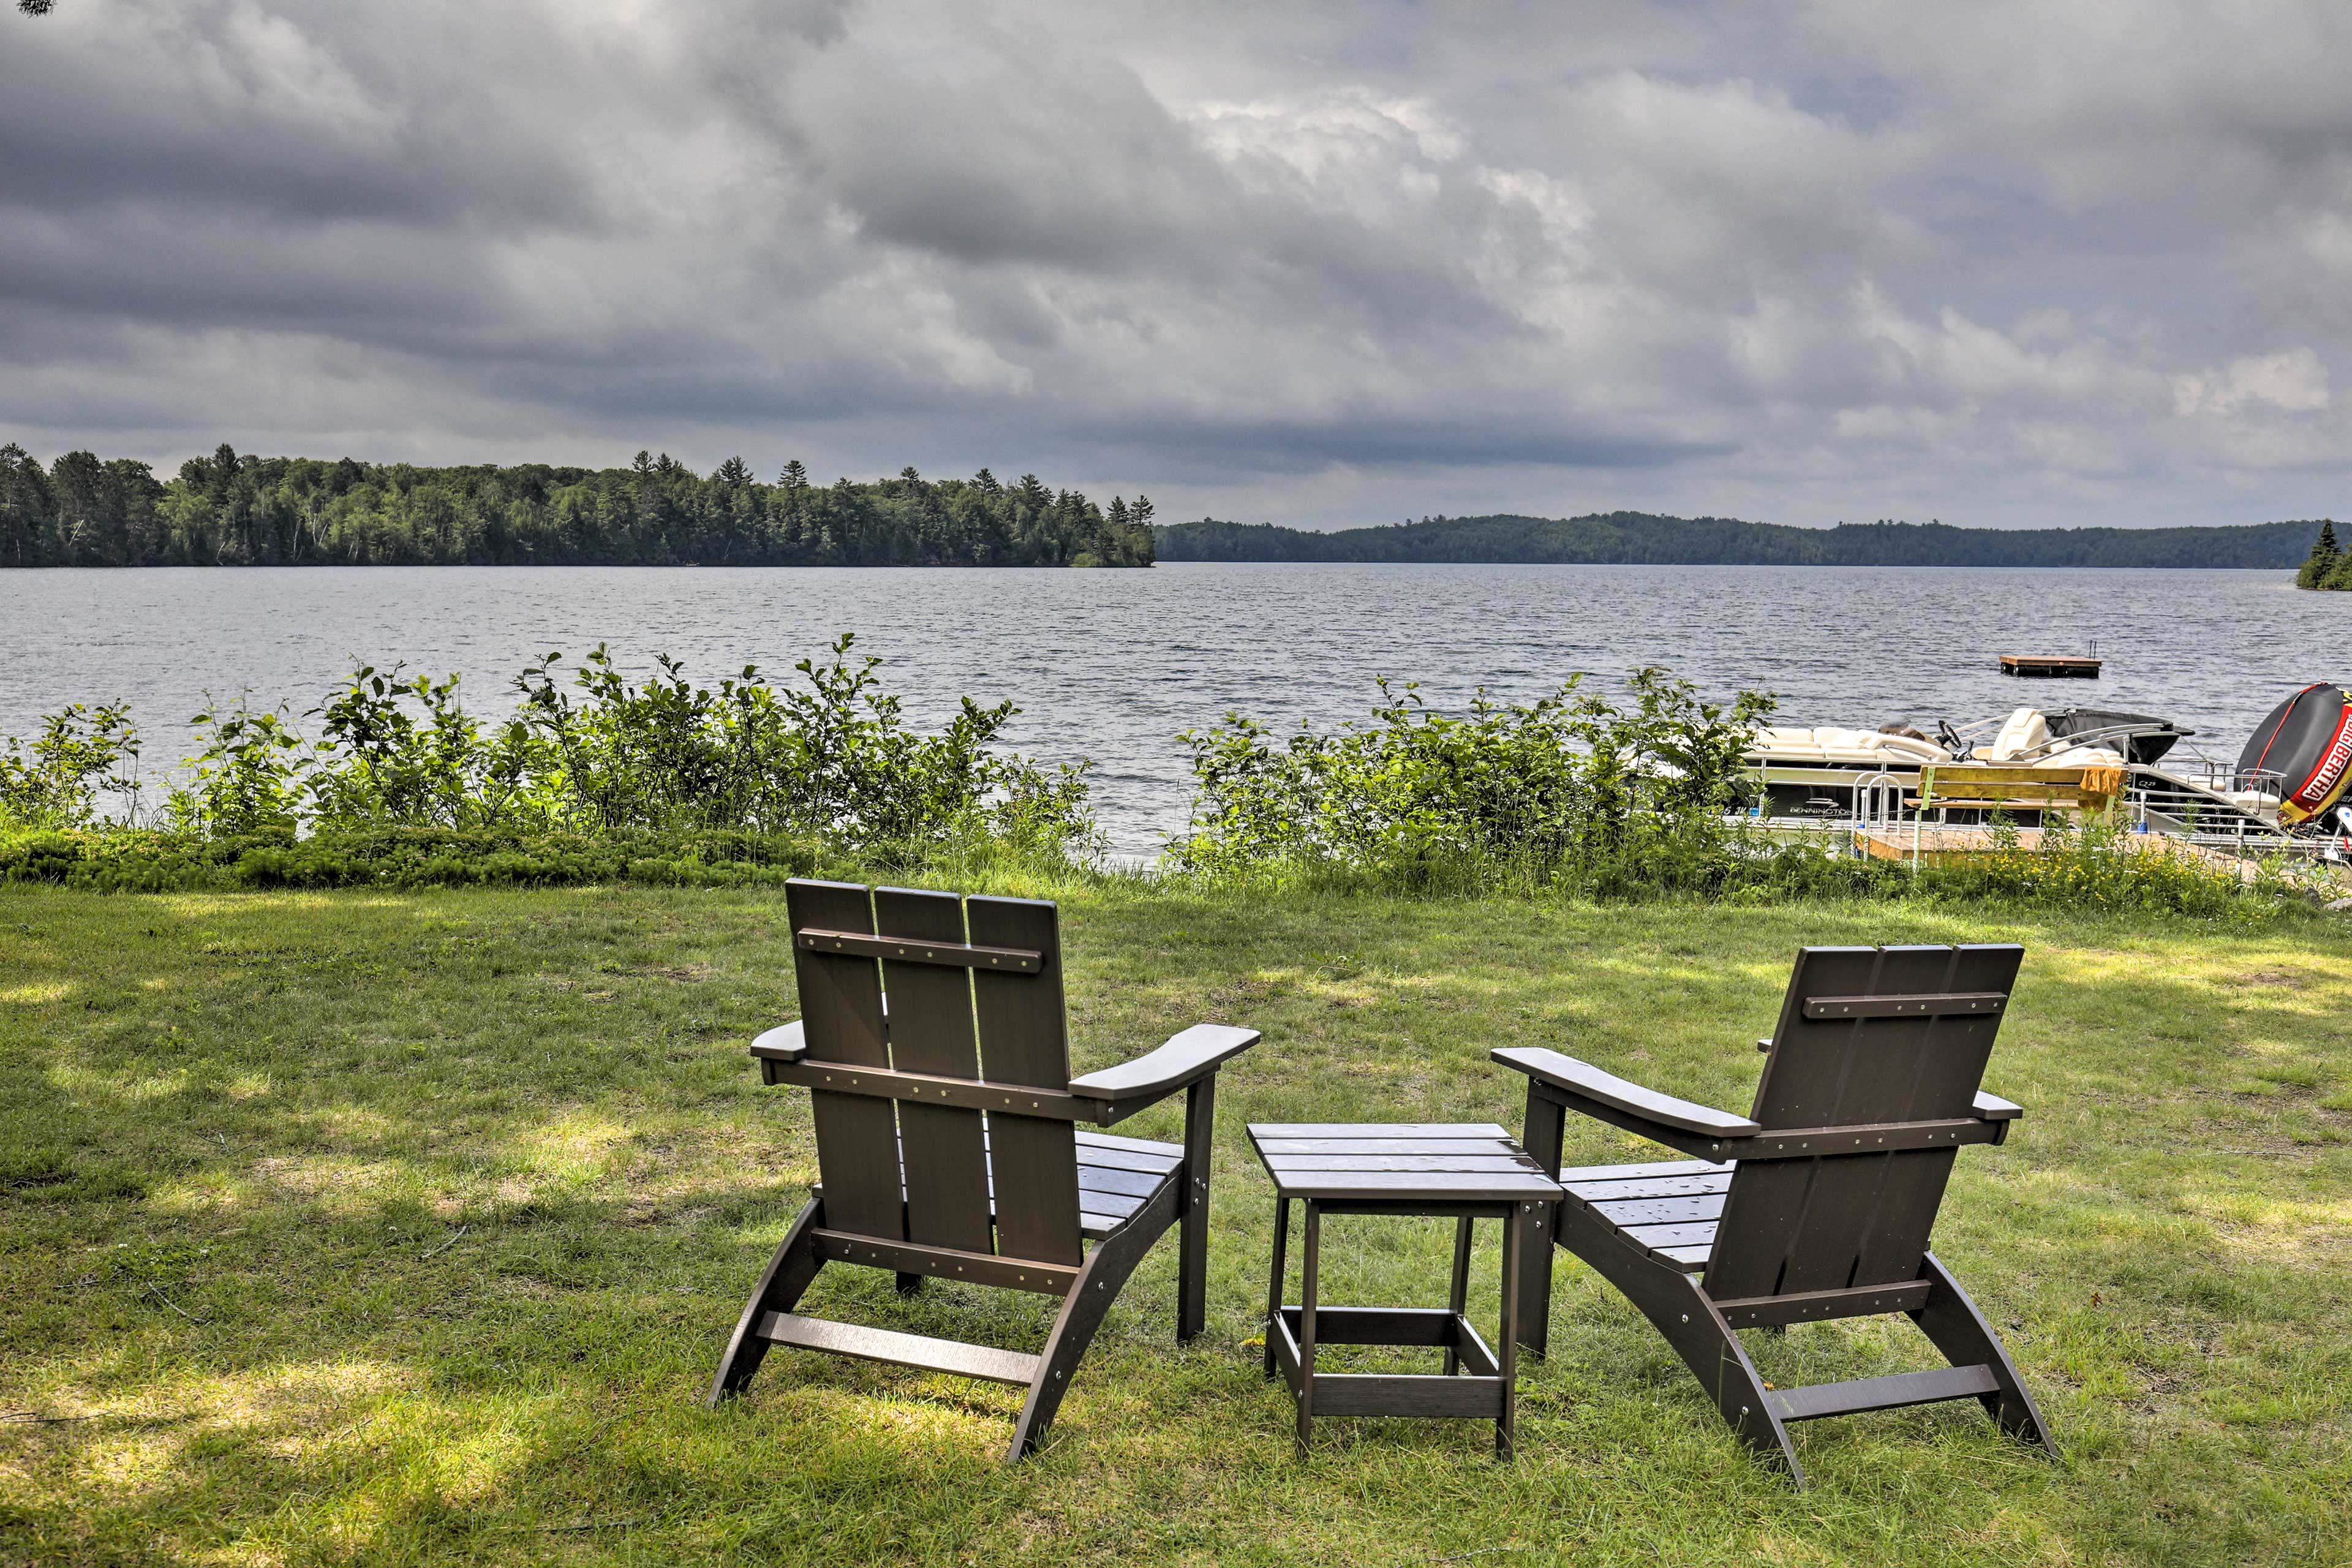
<box><xmin>1007</xmin><ymin>1177</ymin><xmax>1180</xmax><ymax>1462</ymax></box>
<box><xmin>1911</xmin><ymin>1251</ymin><xmax>2059</xmax><ymax>1460</ymax></box>
<box><xmin>1176</xmin><ymin>1076</ymin><xmax>1217</xmax><ymax>1343</ymax></box>
<box><xmin>1561</xmin><ymin>1210</ymin><xmax>1804</xmax><ymax>1485</ymax></box>
<box><xmin>707</xmin><ymin>1195</ymin><xmax>827</xmax><ymax>1405</ymax></box>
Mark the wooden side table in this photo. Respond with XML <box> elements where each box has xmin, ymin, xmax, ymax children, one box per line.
<box><xmin>1248</xmin><ymin>1121</ymin><xmax>1565</xmax><ymax>1458</ymax></box>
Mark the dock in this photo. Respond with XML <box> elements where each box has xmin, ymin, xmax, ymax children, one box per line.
<box><xmin>1856</xmin><ymin>825</ymin><xmax>2263</xmax><ymax>880</ymax></box>
<box><xmin>1999</xmin><ymin>654</ymin><xmax>2101</xmax><ymax>679</ymax></box>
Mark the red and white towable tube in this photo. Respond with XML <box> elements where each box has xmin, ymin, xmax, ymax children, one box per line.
<box><xmin>2236</xmin><ymin>684</ymin><xmax>2352</xmax><ymax>826</ymax></box>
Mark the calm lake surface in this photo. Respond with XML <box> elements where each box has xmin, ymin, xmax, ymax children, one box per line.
<box><xmin>3</xmin><ymin>564</ymin><xmax>2344</xmax><ymax>856</ymax></box>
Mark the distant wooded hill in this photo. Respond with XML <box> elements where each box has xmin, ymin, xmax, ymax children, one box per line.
<box><xmin>1155</xmin><ymin>513</ymin><xmax>2325</xmax><ymax>568</ymax></box>
<box><xmin>0</xmin><ymin>445</ymin><xmax>1156</xmax><ymax>568</ymax></box>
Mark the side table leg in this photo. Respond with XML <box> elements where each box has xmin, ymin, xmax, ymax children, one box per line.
<box><xmin>1515</xmin><ymin>1084</ymin><xmax>1564</xmax><ymax>1362</ymax></box>
<box><xmin>1297</xmin><ymin>1201</ymin><xmax>1320</xmax><ymax>1457</ymax></box>
<box><xmin>1444</xmin><ymin>1215</ymin><xmax>1474</xmax><ymax>1376</ymax></box>
<box><xmin>1496</xmin><ymin>1202</ymin><xmax>1526</xmax><ymax>1460</ymax></box>
<box><xmin>1264</xmin><ymin>1197</ymin><xmax>1290</xmax><ymax>1379</ymax></box>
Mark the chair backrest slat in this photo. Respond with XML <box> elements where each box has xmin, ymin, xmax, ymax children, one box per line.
<box><xmin>1704</xmin><ymin>943</ymin><xmax>2022</xmax><ymax>1301</ymax></box>
<box><xmin>967</xmin><ymin>895</ymin><xmax>1082</xmax><ymax>1265</ymax></box>
<box><xmin>786</xmin><ymin>879</ymin><xmax>903</xmax><ymax>1242</ymax></box>
<box><xmin>874</xmin><ymin>886</ymin><xmax>995</xmax><ymax>1255</ymax></box>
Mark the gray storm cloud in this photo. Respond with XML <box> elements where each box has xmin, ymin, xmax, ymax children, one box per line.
<box><xmin>2</xmin><ymin>0</ymin><xmax>2350</xmax><ymax>528</ymax></box>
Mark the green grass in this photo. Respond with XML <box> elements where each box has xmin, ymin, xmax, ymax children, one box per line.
<box><xmin>2</xmin><ymin>881</ymin><xmax>2348</xmax><ymax>1566</ymax></box>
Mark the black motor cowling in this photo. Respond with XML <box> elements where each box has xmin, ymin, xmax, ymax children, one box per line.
<box><xmin>2234</xmin><ymin>684</ymin><xmax>2352</xmax><ymax>825</ymax></box>
<box><xmin>2044</xmin><ymin>709</ymin><xmax>2192</xmax><ymax>766</ymax></box>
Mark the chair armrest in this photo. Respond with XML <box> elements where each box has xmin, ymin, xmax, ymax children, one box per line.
<box><xmin>1491</xmin><ymin>1046</ymin><xmax>1761</xmax><ymax>1139</ymax></box>
<box><xmin>1070</xmin><ymin>1023</ymin><xmax>1260</xmax><ymax>1118</ymax></box>
<box><xmin>749</xmin><ymin>1021</ymin><xmax>807</xmax><ymax>1063</ymax></box>
<box><xmin>1972</xmin><ymin>1088</ymin><xmax>2023</xmax><ymax>1121</ymax></box>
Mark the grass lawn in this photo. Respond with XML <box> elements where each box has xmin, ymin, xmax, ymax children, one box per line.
<box><xmin>2</xmin><ymin>881</ymin><xmax>2348</xmax><ymax>1566</ymax></box>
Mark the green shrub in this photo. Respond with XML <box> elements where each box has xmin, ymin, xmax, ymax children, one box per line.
<box><xmin>1167</xmin><ymin>669</ymin><xmax>2280</xmax><ymax>918</ymax></box>
<box><xmin>0</xmin><ymin>702</ymin><xmax>141</xmax><ymax>829</ymax></box>
<box><xmin>1170</xmin><ymin>669</ymin><xmax>1774</xmax><ymax>894</ymax></box>
<box><xmin>4</xmin><ymin>636</ymin><xmax>1100</xmax><ymax>875</ymax></box>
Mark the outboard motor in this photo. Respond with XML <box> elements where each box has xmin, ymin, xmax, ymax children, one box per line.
<box><xmin>2235</xmin><ymin>684</ymin><xmax>2352</xmax><ymax>826</ymax></box>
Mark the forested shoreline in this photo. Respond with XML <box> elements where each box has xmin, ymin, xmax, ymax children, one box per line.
<box><xmin>5</xmin><ymin>439</ymin><xmax>2332</xmax><ymax>571</ymax></box>
<box><xmin>1156</xmin><ymin>511</ymin><xmax>2326</xmax><ymax>567</ymax></box>
<box><xmin>0</xmin><ymin>445</ymin><xmax>1156</xmax><ymax>567</ymax></box>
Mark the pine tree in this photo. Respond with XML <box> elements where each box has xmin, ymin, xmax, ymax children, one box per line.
<box><xmin>2299</xmin><ymin>519</ymin><xmax>2342</xmax><ymax>589</ymax></box>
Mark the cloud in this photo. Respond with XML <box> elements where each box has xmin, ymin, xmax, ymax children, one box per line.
<box><xmin>2174</xmin><ymin>349</ymin><xmax>2331</xmax><ymax>418</ymax></box>
<box><xmin>1</xmin><ymin>0</ymin><xmax>2349</xmax><ymax>527</ymax></box>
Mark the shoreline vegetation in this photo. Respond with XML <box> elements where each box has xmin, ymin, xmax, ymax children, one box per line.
<box><xmin>1157</xmin><ymin>511</ymin><xmax>2330</xmax><ymax>568</ymax></box>
<box><xmin>0</xmin><ymin>445</ymin><xmax>1156</xmax><ymax>568</ymax></box>
<box><xmin>1</xmin><ymin>644</ymin><xmax>2318</xmax><ymax>919</ymax></box>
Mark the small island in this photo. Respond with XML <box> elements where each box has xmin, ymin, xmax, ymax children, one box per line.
<box><xmin>2300</xmin><ymin>521</ymin><xmax>2352</xmax><ymax>590</ymax></box>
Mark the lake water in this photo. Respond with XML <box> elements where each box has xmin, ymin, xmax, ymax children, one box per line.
<box><xmin>2</xmin><ymin>565</ymin><xmax>2344</xmax><ymax>856</ymax></box>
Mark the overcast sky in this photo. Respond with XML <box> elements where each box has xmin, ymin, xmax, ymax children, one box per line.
<box><xmin>5</xmin><ymin>2</ymin><xmax>2351</xmax><ymax>529</ymax></box>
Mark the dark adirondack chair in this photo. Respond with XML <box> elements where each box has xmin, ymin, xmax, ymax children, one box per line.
<box><xmin>709</xmin><ymin>879</ymin><xmax>1259</xmax><ymax>1461</ymax></box>
<box><xmin>1494</xmin><ymin>943</ymin><xmax>2057</xmax><ymax>1486</ymax></box>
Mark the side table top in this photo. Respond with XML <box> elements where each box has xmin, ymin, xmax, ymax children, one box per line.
<box><xmin>1247</xmin><ymin>1121</ymin><xmax>1564</xmax><ymax>1203</ymax></box>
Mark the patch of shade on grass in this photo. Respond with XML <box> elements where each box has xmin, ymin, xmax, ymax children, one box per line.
<box><xmin>1</xmin><ymin>883</ymin><xmax>2348</xmax><ymax>1566</ymax></box>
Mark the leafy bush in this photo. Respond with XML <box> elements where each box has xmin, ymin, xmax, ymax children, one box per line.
<box><xmin>0</xmin><ymin>703</ymin><xmax>140</xmax><ymax>829</ymax></box>
<box><xmin>498</xmin><ymin>639</ymin><xmax>1090</xmax><ymax>856</ymax></box>
<box><xmin>8</xmin><ymin>636</ymin><xmax>1099</xmax><ymax>874</ymax></box>
<box><xmin>1169</xmin><ymin>669</ymin><xmax>2283</xmax><ymax>918</ymax></box>
<box><xmin>1171</xmin><ymin>669</ymin><xmax>1774</xmax><ymax>893</ymax></box>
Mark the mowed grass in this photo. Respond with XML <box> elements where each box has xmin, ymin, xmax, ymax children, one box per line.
<box><xmin>2</xmin><ymin>882</ymin><xmax>2348</xmax><ymax>1567</ymax></box>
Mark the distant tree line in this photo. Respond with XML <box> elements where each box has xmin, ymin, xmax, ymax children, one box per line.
<box><xmin>2299</xmin><ymin>522</ymin><xmax>2352</xmax><ymax>590</ymax></box>
<box><xmin>1156</xmin><ymin>512</ymin><xmax>2324</xmax><ymax>569</ymax></box>
<box><xmin>0</xmin><ymin>445</ymin><xmax>1157</xmax><ymax>568</ymax></box>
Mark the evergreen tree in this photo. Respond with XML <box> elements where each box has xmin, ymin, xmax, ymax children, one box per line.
<box><xmin>2300</xmin><ymin>519</ymin><xmax>2342</xmax><ymax>589</ymax></box>
<box><xmin>0</xmin><ymin>444</ymin><xmax>53</xmax><ymax>566</ymax></box>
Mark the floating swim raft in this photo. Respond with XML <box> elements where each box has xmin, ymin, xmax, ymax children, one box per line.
<box><xmin>1999</xmin><ymin>654</ymin><xmax>2101</xmax><ymax>679</ymax></box>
